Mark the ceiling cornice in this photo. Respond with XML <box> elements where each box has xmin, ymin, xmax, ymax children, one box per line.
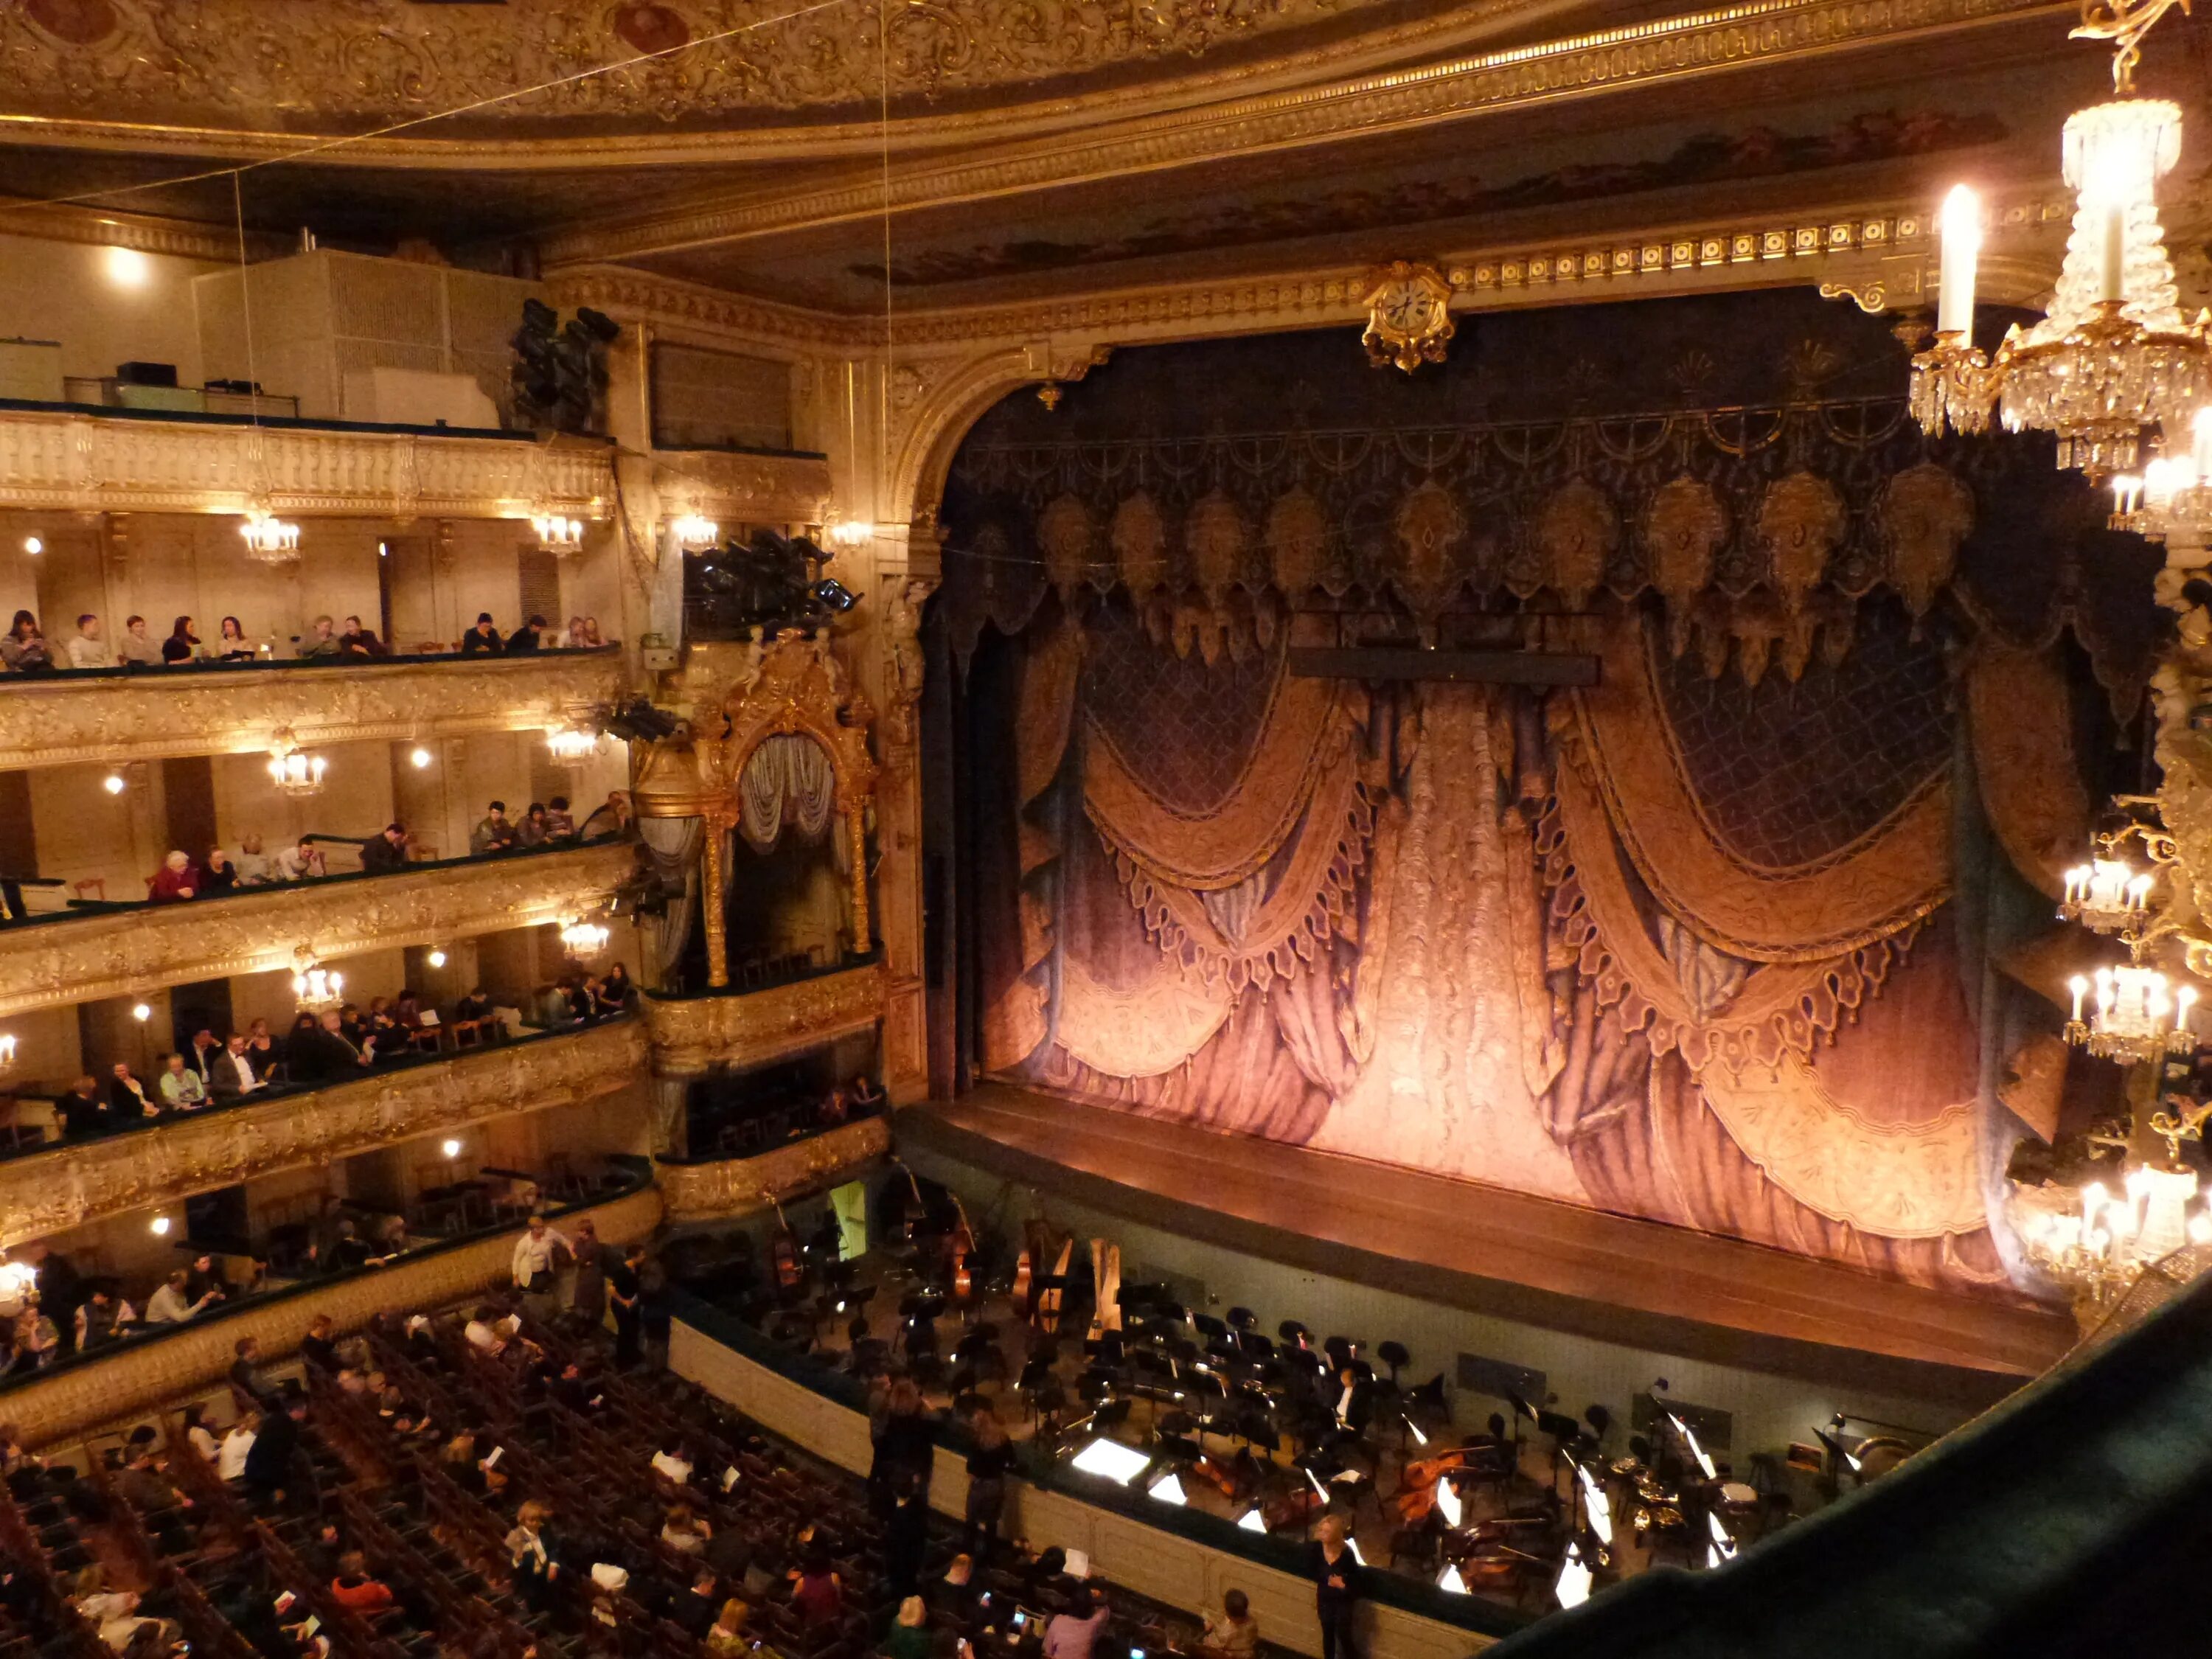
<box><xmin>538</xmin><ymin>0</ymin><xmax>2071</xmax><ymax>265</ymax></box>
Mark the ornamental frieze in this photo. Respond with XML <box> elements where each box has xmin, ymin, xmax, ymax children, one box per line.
<box><xmin>643</xmin><ymin>963</ymin><xmax>887</xmax><ymax>1077</ymax></box>
<box><xmin>3</xmin><ymin>1184</ymin><xmax>662</xmax><ymax>1450</ymax></box>
<box><xmin>0</xmin><ymin>652</ymin><xmax>626</xmax><ymax>772</ymax></box>
<box><xmin>0</xmin><ymin>1020</ymin><xmax>645</xmax><ymax>1251</ymax></box>
<box><xmin>656</xmin><ymin>1116</ymin><xmax>892</xmax><ymax>1223</ymax></box>
<box><xmin>0</xmin><ymin>841</ymin><xmax>633</xmax><ymax>1020</ymax></box>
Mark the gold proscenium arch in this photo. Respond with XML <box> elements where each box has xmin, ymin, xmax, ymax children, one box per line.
<box><xmin>631</xmin><ymin>630</ymin><xmax>879</xmax><ymax>990</ymax></box>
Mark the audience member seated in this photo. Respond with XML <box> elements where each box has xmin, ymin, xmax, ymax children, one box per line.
<box><xmin>105</xmin><ymin>1061</ymin><xmax>159</xmax><ymax>1124</ymax></box>
<box><xmin>215</xmin><ymin>615</ymin><xmax>255</xmax><ymax>661</ymax></box>
<box><xmin>300</xmin><ymin>615</ymin><xmax>343</xmax><ymax>658</ymax></box>
<box><xmin>216</xmin><ymin>1411</ymin><xmax>257</xmax><ymax>1479</ymax></box>
<box><xmin>147</xmin><ymin>849</ymin><xmax>199</xmax><ymax>902</ymax></box>
<box><xmin>1200</xmin><ymin>1590</ymin><xmax>1259</xmax><ymax>1658</ymax></box>
<box><xmin>330</xmin><ymin>1551</ymin><xmax>396</xmax><ymax>1614</ymax></box>
<box><xmin>339</xmin><ymin>616</ymin><xmax>389</xmax><ymax>658</ymax></box>
<box><xmin>471</xmin><ymin>801</ymin><xmax>518</xmax><ymax>854</ymax></box>
<box><xmin>508</xmin><ymin>614</ymin><xmax>546</xmax><ymax>653</ymax></box>
<box><xmin>74</xmin><ymin>1287</ymin><xmax>134</xmax><ymax>1353</ymax></box>
<box><xmin>460</xmin><ymin>613</ymin><xmax>504</xmax><ymax>657</ymax></box>
<box><xmin>1</xmin><ymin>610</ymin><xmax>50</xmax><ymax>672</ymax></box>
<box><xmin>161</xmin><ymin>616</ymin><xmax>200</xmax><ymax>664</ymax></box>
<box><xmin>578</xmin><ymin>790</ymin><xmax>632</xmax><ymax>841</ymax></box>
<box><xmin>886</xmin><ymin>1596</ymin><xmax>933</xmax><ymax>1659</ymax></box>
<box><xmin>204</xmin><ymin>846</ymin><xmax>240</xmax><ymax>891</ymax></box>
<box><xmin>58</xmin><ymin>1074</ymin><xmax>107</xmax><ymax>1139</ymax></box>
<box><xmin>145</xmin><ymin>1269</ymin><xmax>219</xmax><ymax>1326</ymax></box>
<box><xmin>273</xmin><ymin>836</ymin><xmax>326</xmax><ymax>881</ymax></box>
<box><xmin>291</xmin><ymin>1009</ymin><xmax>372</xmax><ymax>1082</ymax></box>
<box><xmin>234</xmin><ymin>835</ymin><xmax>274</xmax><ymax>884</ymax></box>
<box><xmin>517</xmin><ymin>802</ymin><xmax>554</xmax><ymax>846</ymax></box>
<box><xmin>546</xmin><ymin>796</ymin><xmax>577</xmax><ymax>838</ymax></box>
<box><xmin>116</xmin><ymin>613</ymin><xmax>161</xmax><ymax>667</ymax></box>
<box><xmin>211</xmin><ymin>1034</ymin><xmax>268</xmax><ymax>1099</ymax></box>
<box><xmin>157</xmin><ymin>1051</ymin><xmax>208</xmax><ymax>1110</ymax></box>
<box><xmin>66</xmin><ymin>613</ymin><xmax>104</xmax><ymax>667</ymax></box>
<box><xmin>360</xmin><ymin>821</ymin><xmax>411</xmax><ymax>872</ymax></box>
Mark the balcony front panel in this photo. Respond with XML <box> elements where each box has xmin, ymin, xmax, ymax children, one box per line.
<box><xmin>5</xmin><ymin>1180</ymin><xmax>663</xmax><ymax>1448</ymax></box>
<box><xmin>0</xmin><ymin>405</ymin><xmax>611</xmax><ymax>518</ymax></box>
<box><xmin>651</xmin><ymin>448</ymin><xmax>834</xmax><ymax>529</ymax></box>
<box><xmin>655</xmin><ymin>1114</ymin><xmax>891</xmax><ymax>1222</ymax></box>
<box><xmin>644</xmin><ymin>961</ymin><xmax>886</xmax><ymax>1077</ymax></box>
<box><xmin>0</xmin><ymin>841</ymin><xmax>633</xmax><ymax>1019</ymax></box>
<box><xmin>0</xmin><ymin>1018</ymin><xmax>645</xmax><ymax>1249</ymax></box>
<box><xmin>0</xmin><ymin>650</ymin><xmax>626</xmax><ymax>771</ymax></box>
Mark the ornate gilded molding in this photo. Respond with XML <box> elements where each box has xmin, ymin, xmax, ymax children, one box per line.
<box><xmin>0</xmin><ymin>841</ymin><xmax>633</xmax><ymax>1020</ymax></box>
<box><xmin>643</xmin><ymin>962</ymin><xmax>888</xmax><ymax>1077</ymax></box>
<box><xmin>539</xmin><ymin>0</ymin><xmax>2056</xmax><ymax>267</ymax></box>
<box><xmin>656</xmin><ymin>1116</ymin><xmax>892</xmax><ymax>1223</ymax></box>
<box><xmin>0</xmin><ymin>409</ymin><xmax>611</xmax><ymax>520</ymax></box>
<box><xmin>0</xmin><ymin>651</ymin><xmax>626</xmax><ymax>773</ymax></box>
<box><xmin>652</xmin><ymin>449</ymin><xmax>836</xmax><ymax>529</ymax></box>
<box><xmin>0</xmin><ymin>1021</ymin><xmax>645</xmax><ymax>1251</ymax></box>
<box><xmin>4</xmin><ymin>1183</ymin><xmax>663</xmax><ymax>1450</ymax></box>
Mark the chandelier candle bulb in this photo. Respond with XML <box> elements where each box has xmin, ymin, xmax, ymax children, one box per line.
<box><xmin>2196</xmin><ymin>406</ymin><xmax>2212</xmax><ymax>476</ymax></box>
<box><xmin>1938</xmin><ymin>184</ymin><xmax>1981</xmax><ymax>335</ymax></box>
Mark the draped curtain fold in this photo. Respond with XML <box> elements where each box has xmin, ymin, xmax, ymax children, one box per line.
<box><xmin>636</xmin><ymin>816</ymin><xmax>704</xmax><ymax>992</ymax></box>
<box><xmin>738</xmin><ymin>732</ymin><xmax>840</xmax><ymax>852</ymax></box>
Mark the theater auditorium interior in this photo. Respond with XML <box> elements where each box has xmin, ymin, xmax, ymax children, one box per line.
<box><xmin>0</xmin><ymin>0</ymin><xmax>2209</xmax><ymax>1654</ymax></box>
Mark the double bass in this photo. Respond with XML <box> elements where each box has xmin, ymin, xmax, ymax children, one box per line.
<box><xmin>769</xmin><ymin>1193</ymin><xmax>802</xmax><ymax>1290</ymax></box>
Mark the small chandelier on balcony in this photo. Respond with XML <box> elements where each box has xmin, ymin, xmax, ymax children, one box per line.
<box><xmin>532</xmin><ymin>512</ymin><xmax>585</xmax><ymax>555</ymax></box>
<box><xmin>671</xmin><ymin>512</ymin><xmax>720</xmax><ymax>552</ymax></box>
<box><xmin>1910</xmin><ymin>0</ymin><xmax>2210</xmax><ymax>478</ymax></box>
<box><xmin>2111</xmin><ymin>407</ymin><xmax>2212</xmax><ymax>543</ymax></box>
<box><xmin>2066</xmin><ymin>963</ymin><xmax>2198</xmax><ymax>1062</ymax></box>
<box><xmin>291</xmin><ymin>951</ymin><xmax>344</xmax><ymax>1012</ymax></box>
<box><xmin>267</xmin><ymin>742</ymin><xmax>327</xmax><ymax>797</ymax></box>
<box><xmin>239</xmin><ymin>504</ymin><xmax>302</xmax><ymax>563</ymax></box>
<box><xmin>560</xmin><ymin>916</ymin><xmax>611</xmax><ymax>959</ymax></box>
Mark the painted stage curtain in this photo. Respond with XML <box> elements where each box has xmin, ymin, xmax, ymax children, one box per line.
<box><xmin>979</xmin><ymin>596</ymin><xmax>2076</xmax><ymax>1295</ymax></box>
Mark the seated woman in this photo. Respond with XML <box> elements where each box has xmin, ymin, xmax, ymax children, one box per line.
<box><xmin>215</xmin><ymin>616</ymin><xmax>256</xmax><ymax>661</ymax></box>
<box><xmin>788</xmin><ymin>1544</ymin><xmax>843</xmax><ymax>1628</ymax></box>
<box><xmin>706</xmin><ymin>1599</ymin><xmax>754</xmax><ymax>1658</ymax></box>
<box><xmin>662</xmin><ymin>1503</ymin><xmax>712</xmax><ymax>1557</ymax></box>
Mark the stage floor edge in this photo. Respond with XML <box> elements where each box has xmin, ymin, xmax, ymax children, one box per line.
<box><xmin>900</xmin><ymin>1085</ymin><xmax>2073</xmax><ymax>1405</ymax></box>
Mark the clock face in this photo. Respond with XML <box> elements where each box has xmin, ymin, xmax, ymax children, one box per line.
<box><xmin>1379</xmin><ymin>282</ymin><xmax>1441</xmax><ymax>333</ymax></box>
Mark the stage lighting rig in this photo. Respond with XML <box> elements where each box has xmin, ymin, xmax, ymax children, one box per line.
<box><xmin>684</xmin><ymin>526</ymin><xmax>865</xmax><ymax>638</ymax></box>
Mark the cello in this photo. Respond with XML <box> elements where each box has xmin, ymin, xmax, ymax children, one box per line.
<box><xmin>947</xmin><ymin>1194</ymin><xmax>977</xmax><ymax>1304</ymax></box>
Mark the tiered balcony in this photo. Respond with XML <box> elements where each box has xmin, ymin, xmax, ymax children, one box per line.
<box><xmin>0</xmin><ymin>839</ymin><xmax>632</xmax><ymax>1018</ymax></box>
<box><xmin>0</xmin><ymin>1017</ymin><xmax>644</xmax><ymax>1248</ymax></box>
<box><xmin>655</xmin><ymin>1113</ymin><xmax>890</xmax><ymax>1223</ymax></box>
<box><xmin>0</xmin><ymin>646</ymin><xmax>625</xmax><ymax>771</ymax></box>
<box><xmin>641</xmin><ymin>959</ymin><xmax>886</xmax><ymax>1077</ymax></box>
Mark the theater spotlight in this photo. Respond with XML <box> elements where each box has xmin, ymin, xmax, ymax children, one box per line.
<box><xmin>810</xmin><ymin>577</ymin><xmax>859</xmax><ymax>613</ymax></box>
<box><xmin>602</xmin><ymin>697</ymin><xmax>679</xmax><ymax>743</ymax></box>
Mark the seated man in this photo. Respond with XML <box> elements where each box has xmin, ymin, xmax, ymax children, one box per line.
<box><xmin>74</xmin><ymin>1287</ymin><xmax>134</xmax><ymax>1352</ymax></box>
<box><xmin>210</xmin><ymin>1034</ymin><xmax>266</xmax><ymax>1099</ymax></box>
<box><xmin>459</xmin><ymin>613</ymin><xmax>504</xmax><ymax>656</ymax></box>
<box><xmin>145</xmin><ymin>1270</ymin><xmax>218</xmax><ymax>1326</ymax></box>
<box><xmin>115</xmin><ymin>613</ymin><xmax>161</xmax><ymax>667</ymax></box>
<box><xmin>105</xmin><ymin>1061</ymin><xmax>159</xmax><ymax>1125</ymax></box>
<box><xmin>299</xmin><ymin>615</ymin><xmax>343</xmax><ymax>658</ymax></box>
<box><xmin>359</xmin><ymin>822</ymin><xmax>410</xmax><ymax>873</ymax></box>
<box><xmin>1200</xmin><ymin>1589</ymin><xmax>1259</xmax><ymax>1659</ymax></box>
<box><xmin>545</xmin><ymin>796</ymin><xmax>576</xmax><ymax>839</ymax></box>
<box><xmin>272</xmin><ymin>837</ymin><xmax>325</xmax><ymax>882</ymax></box>
<box><xmin>156</xmin><ymin>1052</ymin><xmax>207</xmax><ymax>1110</ymax></box>
<box><xmin>470</xmin><ymin>801</ymin><xmax>518</xmax><ymax>855</ymax></box>
<box><xmin>338</xmin><ymin>616</ymin><xmax>389</xmax><ymax>658</ymax></box>
<box><xmin>56</xmin><ymin>1074</ymin><xmax>108</xmax><ymax>1138</ymax></box>
<box><xmin>291</xmin><ymin>1010</ymin><xmax>372</xmax><ymax>1083</ymax></box>
<box><xmin>507</xmin><ymin>614</ymin><xmax>547</xmax><ymax>653</ymax></box>
<box><xmin>65</xmin><ymin>613</ymin><xmax>104</xmax><ymax>669</ymax></box>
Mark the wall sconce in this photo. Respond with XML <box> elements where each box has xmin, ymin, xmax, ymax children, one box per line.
<box><xmin>149</xmin><ymin>1214</ymin><xmax>171</xmax><ymax>1237</ymax></box>
<box><xmin>103</xmin><ymin>772</ymin><xmax>127</xmax><ymax>795</ymax></box>
<box><xmin>426</xmin><ymin>948</ymin><xmax>448</xmax><ymax>970</ymax></box>
<box><xmin>409</xmin><ymin>746</ymin><xmax>434</xmax><ymax>770</ymax></box>
<box><xmin>21</xmin><ymin>536</ymin><xmax>41</xmax><ymax>555</ymax></box>
<box><xmin>0</xmin><ymin>1032</ymin><xmax>15</xmax><ymax>1074</ymax></box>
<box><xmin>670</xmin><ymin>513</ymin><xmax>719</xmax><ymax>552</ymax></box>
<box><xmin>131</xmin><ymin>1001</ymin><xmax>152</xmax><ymax>1022</ymax></box>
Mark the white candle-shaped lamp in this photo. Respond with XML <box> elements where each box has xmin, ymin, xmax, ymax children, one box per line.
<box><xmin>2191</xmin><ymin>1208</ymin><xmax>2212</xmax><ymax>1246</ymax></box>
<box><xmin>1938</xmin><ymin>185</ymin><xmax>1981</xmax><ymax>336</ymax></box>
<box><xmin>2070</xmin><ymin>974</ymin><xmax>2089</xmax><ymax>1024</ymax></box>
<box><xmin>2099</xmin><ymin>192</ymin><xmax>2127</xmax><ymax>305</ymax></box>
<box><xmin>2083</xmin><ymin>1180</ymin><xmax>2109</xmax><ymax>1233</ymax></box>
<box><xmin>2177</xmin><ymin>986</ymin><xmax>2199</xmax><ymax>1049</ymax></box>
<box><xmin>2194</xmin><ymin>407</ymin><xmax>2212</xmax><ymax>477</ymax></box>
<box><xmin>2114</xmin><ymin>474</ymin><xmax>2143</xmax><ymax>516</ymax></box>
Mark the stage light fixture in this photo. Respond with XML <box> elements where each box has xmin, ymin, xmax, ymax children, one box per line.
<box><xmin>810</xmin><ymin>578</ymin><xmax>859</xmax><ymax>613</ymax></box>
<box><xmin>1068</xmin><ymin>1438</ymin><xmax>1150</xmax><ymax>1486</ymax></box>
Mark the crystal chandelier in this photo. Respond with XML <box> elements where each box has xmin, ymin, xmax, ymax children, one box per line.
<box><xmin>560</xmin><ymin>917</ymin><xmax>611</xmax><ymax>959</ymax></box>
<box><xmin>545</xmin><ymin>723</ymin><xmax>602</xmax><ymax>767</ymax></box>
<box><xmin>292</xmin><ymin>954</ymin><xmax>344</xmax><ymax>1011</ymax></box>
<box><xmin>1910</xmin><ymin>1</ymin><xmax>2209</xmax><ymax>477</ymax></box>
<box><xmin>240</xmin><ymin>506</ymin><xmax>302</xmax><ymax>563</ymax></box>
<box><xmin>671</xmin><ymin>513</ymin><xmax>720</xmax><ymax>552</ymax></box>
<box><xmin>2066</xmin><ymin>964</ymin><xmax>2197</xmax><ymax>1062</ymax></box>
<box><xmin>533</xmin><ymin>513</ymin><xmax>585</xmax><ymax>554</ymax></box>
<box><xmin>267</xmin><ymin>745</ymin><xmax>327</xmax><ymax>797</ymax></box>
<box><xmin>824</xmin><ymin>512</ymin><xmax>872</xmax><ymax>551</ymax></box>
<box><xmin>2111</xmin><ymin>407</ymin><xmax>2212</xmax><ymax>545</ymax></box>
<box><xmin>2059</xmin><ymin>855</ymin><xmax>2157</xmax><ymax>936</ymax></box>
